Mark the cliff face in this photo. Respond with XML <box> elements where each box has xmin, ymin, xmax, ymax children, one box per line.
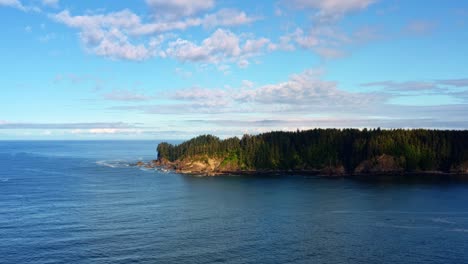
<box><xmin>144</xmin><ymin>154</ymin><xmax>468</xmax><ymax>177</ymax></box>
<box><xmin>153</xmin><ymin>155</ymin><xmax>236</xmax><ymax>176</ymax></box>
<box><xmin>154</xmin><ymin>155</ymin><xmax>347</xmax><ymax>176</ymax></box>
<box><xmin>354</xmin><ymin>154</ymin><xmax>404</xmax><ymax>174</ymax></box>
<box><xmin>154</xmin><ymin>153</ymin><xmax>405</xmax><ymax>176</ymax></box>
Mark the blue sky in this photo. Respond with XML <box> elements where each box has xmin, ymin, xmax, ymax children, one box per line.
<box><xmin>1</xmin><ymin>0</ymin><xmax>468</xmax><ymax>139</ymax></box>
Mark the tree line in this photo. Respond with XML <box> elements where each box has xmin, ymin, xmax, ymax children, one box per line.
<box><xmin>157</xmin><ymin>129</ymin><xmax>468</xmax><ymax>172</ymax></box>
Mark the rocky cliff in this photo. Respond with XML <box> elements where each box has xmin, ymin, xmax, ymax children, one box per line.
<box><xmin>135</xmin><ymin>154</ymin><xmax>467</xmax><ymax>177</ymax></box>
<box><xmin>354</xmin><ymin>154</ymin><xmax>404</xmax><ymax>174</ymax></box>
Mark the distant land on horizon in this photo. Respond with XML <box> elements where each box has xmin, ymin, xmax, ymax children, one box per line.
<box><xmin>152</xmin><ymin>128</ymin><xmax>468</xmax><ymax>176</ymax></box>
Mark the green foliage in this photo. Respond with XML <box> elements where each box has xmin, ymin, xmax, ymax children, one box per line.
<box><xmin>157</xmin><ymin>129</ymin><xmax>468</xmax><ymax>172</ymax></box>
<box><xmin>220</xmin><ymin>152</ymin><xmax>239</xmax><ymax>167</ymax></box>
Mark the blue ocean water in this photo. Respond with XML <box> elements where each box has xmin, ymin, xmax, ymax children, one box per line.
<box><xmin>1</xmin><ymin>141</ymin><xmax>468</xmax><ymax>264</ymax></box>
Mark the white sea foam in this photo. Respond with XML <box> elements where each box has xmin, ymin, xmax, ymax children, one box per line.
<box><xmin>375</xmin><ymin>222</ymin><xmax>439</xmax><ymax>230</ymax></box>
<box><xmin>96</xmin><ymin>160</ymin><xmax>130</xmax><ymax>168</ymax></box>
<box><xmin>431</xmin><ymin>218</ymin><xmax>455</xmax><ymax>224</ymax></box>
<box><xmin>139</xmin><ymin>167</ymin><xmax>155</xmax><ymax>172</ymax></box>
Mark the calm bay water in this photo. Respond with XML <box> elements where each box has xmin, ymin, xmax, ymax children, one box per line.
<box><xmin>1</xmin><ymin>141</ymin><xmax>468</xmax><ymax>264</ymax></box>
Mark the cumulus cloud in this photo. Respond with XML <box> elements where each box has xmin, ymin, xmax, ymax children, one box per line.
<box><xmin>283</xmin><ymin>0</ymin><xmax>375</xmax><ymax>21</ymax></box>
<box><xmin>271</xmin><ymin>0</ymin><xmax>378</xmax><ymax>59</ymax></box>
<box><xmin>236</xmin><ymin>69</ymin><xmax>383</xmax><ymax>107</ymax></box>
<box><xmin>166</xmin><ymin>29</ymin><xmax>240</xmax><ymax>62</ymax></box>
<box><xmin>52</xmin><ymin>10</ymin><xmax>155</xmax><ymax>60</ymax></box>
<box><xmin>203</xmin><ymin>9</ymin><xmax>259</xmax><ymax>28</ymax></box>
<box><xmin>165</xmin><ymin>29</ymin><xmax>270</xmax><ymax>66</ymax></box>
<box><xmin>146</xmin><ymin>0</ymin><xmax>214</xmax><ymax>19</ymax></box>
<box><xmin>273</xmin><ymin>23</ymin><xmax>374</xmax><ymax>59</ymax></box>
<box><xmin>51</xmin><ymin>8</ymin><xmax>258</xmax><ymax>62</ymax></box>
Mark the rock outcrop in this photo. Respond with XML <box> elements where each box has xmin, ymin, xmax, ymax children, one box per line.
<box><xmin>451</xmin><ymin>161</ymin><xmax>468</xmax><ymax>174</ymax></box>
<box><xmin>320</xmin><ymin>165</ymin><xmax>346</xmax><ymax>176</ymax></box>
<box><xmin>150</xmin><ymin>155</ymin><xmax>231</xmax><ymax>176</ymax></box>
<box><xmin>354</xmin><ymin>154</ymin><xmax>404</xmax><ymax>174</ymax></box>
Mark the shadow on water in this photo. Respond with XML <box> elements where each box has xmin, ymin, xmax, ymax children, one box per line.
<box><xmin>350</xmin><ymin>173</ymin><xmax>468</xmax><ymax>186</ymax></box>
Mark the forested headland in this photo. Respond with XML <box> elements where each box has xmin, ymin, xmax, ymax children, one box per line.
<box><xmin>155</xmin><ymin>129</ymin><xmax>468</xmax><ymax>175</ymax></box>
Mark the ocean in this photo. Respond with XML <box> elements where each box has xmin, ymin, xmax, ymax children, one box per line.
<box><xmin>1</xmin><ymin>141</ymin><xmax>468</xmax><ymax>263</ymax></box>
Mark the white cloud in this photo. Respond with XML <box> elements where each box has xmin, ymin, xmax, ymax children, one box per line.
<box><xmin>52</xmin><ymin>10</ymin><xmax>159</xmax><ymax>60</ymax></box>
<box><xmin>166</xmin><ymin>29</ymin><xmax>270</xmax><ymax>66</ymax></box>
<box><xmin>275</xmin><ymin>24</ymin><xmax>380</xmax><ymax>59</ymax></box>
<box><xmin>276</xmin><ymin>27</ymin><xmax>348</xmax><ymax>59</ymax></box>
<box><xmin>69</xmin><ymin>128</ymin><xmax>143</xmax><ymax>135</ymax></box>
<box><xmin>102</xmin><ymin>89</ymin><xmax>153</xmax><ymax>101</ymax></box>
<box><xmin>0</xmin><ymin>122</ymin><xmax>139</xmax><ymax>129</ymax></box>
<box><xmin>42</xmin><ymin>0</ymin><xmax>58</xmax><ymax>8</ymax></box>
<box><xmin>165</xmin><ymin>68</ymin><xmax>384</xmax><ymax>114</ymax></box>
<box><xmin>237</xmin><ymin>69</ymin><xmax>380</xmax><ymax>107</ymax></box>
<box><xmin>271</xmin><ymin>0</ymin><xmax>377</xmax><ymax>59</ymax></box>
<box><xmin>290</xmin><ymin>28</ymin><xmax>319</xmax><ymax>48</ymax></box>
<box><xmin>286</xmin><ymin>0</ymin><xmax>375</xmax><ymax>21</ymax></box>
<box><xmin>108</xmin><ymin>72</ymin><xmax>468</xmax><ymax>131</ymax></box>
<box><xmin>89</xmin><ymin>128</ymin><xmax>119</xmax><ymax>134</ymax></box>
<box><xmin>92</xmin><ymin>35</ymin><xmax>152</xmax><ymax>60</ymax></box>
<box><xmin>42</xmin><ymin>130</ymin><xmax>53</xmax><ymax>135</ymax></box>
<box><xmin>173</xmin><ymin>87</ymin><xmax>230</xmax><ymax>103</ymax></box>
<box><xmin>52</xmin><ymin>9</ymin><xmax>141</xmax><ymax>30</ymax></box>
<box><xmin>313</xmin><ymin>47</ymin><xmax>347</xmax><ymax>59</ymax></box>
<box><xmin>128</xmin><ymin>18</ymin><xmax>202</xmax><ymax>35</ymax></box>
<box><xmin>0</xmin><ymin>0</ymin><xmax>40</xmax><ymax>12</ymax></box>
<box><xmin>53</xmin><ymin>8</ymin><xmax>257</xmax><ymax>36</ymax></box>
<box><xmin>242</xmin><ymin>80</ymin><xmax>255</xmax><ymax>88</ymax></box>
<box><xmin>51</xmin><ymin>8</ymin><xmax>258</xmax><ymax>61</ymax></box>
<box><xmin>203</xmin><ymin>9</ymin><xmax>258</xmax><ymax>28</ymax></box>
<box><xmin>146</xmin><ymin>0</ymin><xmax>215</xmax><ymax>19</ymax></box>
<box><xmin>0</xmin><ymin>0</ymin><xmax>25</xmax><ymax>10</ymax></box>
<box><xmin>243</xmin><ymin>38</ymin><xmax>270</xmax><ymax>53</ymax></box>
<box><xmin>237</xmin><ymin>59</ymin><xmax>249</xmax><ymax>68</ymax></box>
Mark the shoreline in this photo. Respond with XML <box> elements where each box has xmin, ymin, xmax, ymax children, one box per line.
<box><xmin>133</xmin><ymin>160</ymin><xmax>468</xmax><ymax>180</ymax></box>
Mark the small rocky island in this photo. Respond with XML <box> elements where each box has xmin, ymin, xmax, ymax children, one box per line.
<box><xmin>139</xmin><ymin>129</ymin><xmax>468</xmax><ymax>177</ymax></box>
